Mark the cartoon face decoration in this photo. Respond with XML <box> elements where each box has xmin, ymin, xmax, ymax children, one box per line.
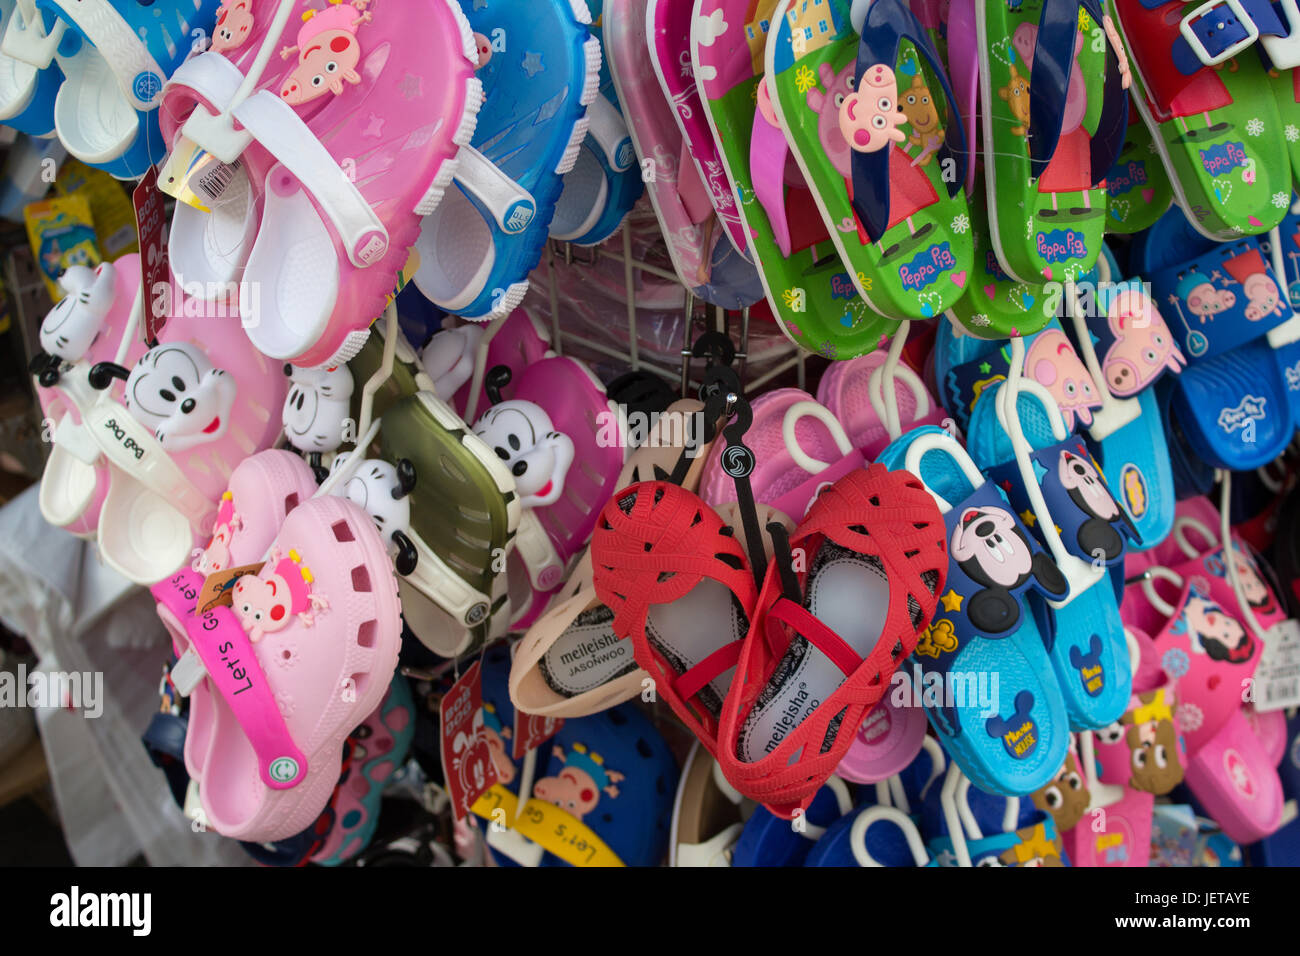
<box><xmin>279</xmin><ymin>1</ymin><xmax>373</xmax><ymax>106</ymax></box>
<box><xmin>420</xmin><ymin>324</ymin><xmax>484</xmax><ymax>401</ymax></box>
<box><xmin>473</xmin><ymin>401</ymin><xmax>575</xmax><ymax>508</ymax></box>
<box><xmin>1059</xmin><ymin>449</ymin><xmax>1124</xmax><ymax>562</ymax></box>
<box><xmin>1182</xmin><ymin>594</ymin><xmax>1254</xmax><ymax>664</ymax></box>
<box><xmin>1102</xmin><ymin>290</ymin><xmax>1186</xmax><ymax>396</ymax></box>
<box><xmin>1179</xmin><ymin>274</ymin><xmax>1236</xmax><ymax>319</ymax></box>
<box><xmin>806</xmin><ymin>60</ymin><xmax>858</xmax><ymax>176</ymax></box>
<box><xmin>1030</xmin><ymin>752</ymin><xmax>1089</xmax><ymax>833</ymax></box>
<box><xmin>950</xmin><ymin>505</ymin><xmax>1067</xmax><ymax>633</ymax></box>
<box><xmin>998</xmin><ymin>63</ymin><xmax>1031</xmax><ymax>136</ymax></box>
<box><xmin>232</xmin><ymin>548</ymin><xmax>329</xmax><ymax>643</ymax></box>
<box><xmin>1122</xmin><ymin>688</ymin><xmax>1184</xmax><ymax>794</ymax></box>
<box><xmin>331</xmin><ymin>455</ymin><xmax>418</xmax><ymax>574</ymax></box>
<box><xmin>471</xmin><ymin>31</ymin><xmax>492</xmax><ymax>67</ymax></box>
<box><xmin>125</xmin><ymin>343</ymin><xmax>236</xmax><ymax>452</ymax></box>
<box><xmin>533</xmin><ymin>743</ymin><xmax>624</xmax><ymax>821</ymax></box>
<box><xmin>39</xmin><ymin>262</ymin><xmax>117</xmax><ymax>364</ymax></box>
<box><xmin>193</xmin><ymin>492</ymin><xmax>242</xmax><ymax>575</ymax></box>
<box><xmin>282</xmin><ymin>364</ymin><xmax>354</xmax><ymax>455</ymax></box>
<box><xmin>1025</xmin><ymin>330</ymin><xmax>1101</xmax><ymax>430</ymax></box>
<box><xmin>212</xmin><ymin>0</ymin><xmax>254</xmax><ymax>54</ymax></box>
<box><xmin>479</xmin><ymin>703</ymin><xmax>513</xmax><ymax>785</ymax></box>
<box><xmin>1242</xmin><ymin>273</ymin><xmax>1284</xmax><ymax>322</ymax></box>
<box><xmin>838</xmin><ymin>63</ymin><xmax>907</xmax><ymax>156</ymax></box>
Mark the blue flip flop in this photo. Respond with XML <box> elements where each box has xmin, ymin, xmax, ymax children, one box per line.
<box><xmin>875</xmin><ymin>425</ymin><xmax>1069</xmax><ymax>796</ymax></box>
<box><xmin>1262</xmin><ymin>204</ymin><xmax>1300</xmax><ymax>426</ymax></box>
<box><xmin>966</xmin><ymin>379</ymin><xmax>1135</xmax><ymax>731</ymax></box>
<box><xmin>0</xmin><ymin>0</ymin><xmax>63</xmax><ymax>136</ymax></box>
<box><xmin>36</xmin><ymin>0</ymin><xmax>221</xmax><ymax>178</ymax></box>
<box><xmin>1058</xmin><ymin>255</ymin><xmax>1183</xmax><ymax>550</ymax></box>
<box><xmin>413</xmin><ymin>0</ymin><xmax>601</xmax><ymax>320</ymax></box>
<box><xmin>1131</xmin><ymin>204</ymin><xmax>1295</xmax><ymax>471</ymax></box>
<box><xmin>804</xmin><ymin>804</ymin><xmax>937</xmax><ymax>867</ymax></box>
<box><xmin>731</xmin><ymin>777</ymin><xmax>854</xmax><ymax>868</ymax></box>
<box><xmin>549</xmin><ymin>0</ymin><xmax>642</xmax><ymax>246</ymax></box>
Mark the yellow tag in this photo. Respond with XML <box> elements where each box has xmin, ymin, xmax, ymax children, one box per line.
<box><xmin>159</xmin><ymin>135</ymin><xmax>242</xmax><ymax>213</ymax></box>
<box><xmin>472</xmin><ymin>785</ymin><xmax>626</xmax><ymax>867</ymax></box>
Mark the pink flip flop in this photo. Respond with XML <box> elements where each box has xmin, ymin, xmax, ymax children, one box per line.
<box><xmin>36</xmin><ymin>254</ymin><xmax>148</xmax><ymax>537</ymax></box>
<box><xmin>1121</xmin><ymin>570</ymin><xmax>1284</xmax><ymax>844</ymax></box>
<box><xmin>698</xmin><ymin>388</ymin><xmax>865</xmax><ymax>523</ymax></box>
<box><xmin>178</xmin><ymin>494</ymin><xmax>402</xmax><ymax>842</ymax></box>
<box><xmin>646</xmin><ymin>0</ymin><xmax>747</xmax><ymax>257</ymax></box>
<box><xmin>161</xmin><ymin>0</ymin><xmax>482</xmax><ymax>367</ymax></box>
<box><xmin>816</xmin><ymin>349</ymin><xmax>947</xmax><ymax>461</ymax></box>
<box><xmin>79</xmin><ymin>287</ymin><xmax>289</xmax><ymax>585</ymax></box>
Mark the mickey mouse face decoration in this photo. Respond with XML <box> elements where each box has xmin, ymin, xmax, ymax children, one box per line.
<box><xmin>949</xmin><ymin>505</ymin><xmax>1067</xmax><ymax>633</ymax></box>
<box><xmin>31</xmin><ymin>262</ymin><xmax>118</xmax><ymax>387</ymax></box>
<box><xmin>90</xmin><ymin>342</ymin><xmax>237</xmax><ymax>452</ymax></box>
<box><xmin>330</xmin><ymin>453</ymin><xmax>419</xmax><ymax>575</ymax></box>
<box><xmin>282</xmin><ymin>364</ymin><xmax>355</xmax><ymax>478</ymax></box>
<box><xmin>473</xmin><ymin>400</ymin><xmax>575</xmax><ymax>509</ymax></box>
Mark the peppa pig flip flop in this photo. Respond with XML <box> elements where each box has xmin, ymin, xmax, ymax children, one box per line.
<box><xmin>175</xmin><ymin>494</ymin><xmax>402</xmax><ymax>843</ymax></box>
<box><xmin>875</xmin><ymin>425</ymin><xmax>1071</xmax><ymax>796</ymax></box>
<box><xmin>970</xmin><ymin>0</ymin><xmax>1129</xmax><ymax>282</ymax></box>
<box><xmin>35</xmin><ymin>255</ymin><xmax>148</xmax><ymax>538</ymax></box>
<box><xmin>36</xmin><ymin>0</ymin><xmax>221</xmax><ymax>178</ymax></box>
<box><xmin>1103</xmin><ymin>92</ymin><xmax>1174</xmax><ymax>234</ymax></box>
<box><xmin>1109</xmin><ymin>0</ymin><xmax>1291</xmax><ymax>240</ymax></box>
<box><xmin>412</xmin><ymin>0</ymin><xmax>600</xmax><ymax>322</ymax></box>
<box><xmin>311</xmin><ymin>672</ymin><xmax>414</xmax><ymax>865</ymax></box>
<box><xmin>692</xmin><ymin>0</ymin><xmax>897</xmax><ymax>360</ymax></box>
<box><xmin>766</xmin><ymin>0</ymin><xmax>974</xmax><ymax>322</ymax></box>
<box><xmin>0</xmin><ymin>0</ymin><xmax>63</xmax><ymax>136</ymax></box>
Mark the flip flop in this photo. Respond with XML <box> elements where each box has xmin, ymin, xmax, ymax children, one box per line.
<box><xmin>1110</xmin><ymin>0</ymin><xmax>1291</xmax><ymax>239</ymax></box>
<box><xmin>412</xmin><ymin>0</ymin><xmax>600</xmax><ymax>321</ymax></box>
<box><xmin>0</xmin><ymin>0</ymin><xmax>63</xmax><ymax>136</ymax></box>
<box><xmin>692</xmin><ymin>0</ymin><xmax>897</xmax><ymax>359</ymax></box>
<box><xmin>177</xmin><ymin>494</ymin><xmax>402</xmax><ymax>842</ymax></box>
<box><xmin>967</xmin><ymin>377</ymin><xmax>1137</xmax><ymax>730</ymax></box>
<box><xmin>971</xmin><ymin>0</ymin><xmax>1130</xmax><ymax>282</ymax></box>
<box><xmin>1135</xmin><ymin>204</ymin><xmax>1295</xmax><ymax>470</ymax></box>
<box><xmin>1104</xmin><ymin>92</ymin><xmax>1174</xmax><ymax>233</ymax></box>
<box><xmin>1121</xmin><ymin>568</ymin><xmax>1284</xmax><ymax>844</ymax></box>
<box><xmin>876</xmin><ymin>426</ymin><xmax>1071</xmax><ymax>796</ymax></box>
<box><xmin>730</xmin><ymin>775</ymin><xmax>853</xmax><ymax>866</ymax></box>
<box><xmin>35</xmin><ymin>255</ymin><xmax>148</xmax><ymax>538</ymax></box>
<box><xmin>37</xmin><ymin>0</ymin><xmax>221</xmax><ymax>177</ymax></box>
<box><xmin>509</xmin><ymin>398</ymin><xmax>718</xmax><ymax>719</ymax></box>
<box><xmin>550</xmin><ymin>0</ymin><xmax>643</xmax><ymax>246</ymax></box>
<box><xmin>766</xmin><ymin>0</ymin><xmax>974</xmax><ymax>321</ymax></box>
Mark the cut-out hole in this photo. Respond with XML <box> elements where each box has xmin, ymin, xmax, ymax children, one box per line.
<box><xmin>332</xmin><ymin>520</ymin><xmax>355</xmax><ymax>542</ymax></box>
<box><xmin>635</xmin><ymin>738</ymin><xmax>652</xmax><ymax>759</ymax></box>
<box><xmin>284</xmin><ymin>493</ymin><xmax>300</xmax><ymax>513</ymax></box>
<box><xmin>869</xmin><ymin>495</ymin><xmax>880</xmax><ymax>506</ymax></box>
<box><xmin>351</xmin><ymin>564</ymin><xmax>371</xmax><ymax>593</ymax></box>
<box><xmin>356</xmin><ymin>619</ymin><xmax>377</xmax><ymax>648</ymax></box>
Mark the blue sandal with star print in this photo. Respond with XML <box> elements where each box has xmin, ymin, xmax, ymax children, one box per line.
<box><xmin>875</xmin><ymin>425</ymin><xmax>1070</xmax><ymax>797</ymax></box>
<box><xmin>413</xmin><ymin>0</ymin><xmax>602</xmax><ymax>320</ymax></box>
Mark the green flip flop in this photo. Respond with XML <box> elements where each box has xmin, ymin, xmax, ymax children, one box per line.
<box><xmin>766</xmin><ymin>0</ymin><xmax>974</xmax><ymax>321</ymax></box>
<box><xmin>1104</xmin><ymin>92</ymin><xmax>1174</xmax><ymax>234</ymax></box>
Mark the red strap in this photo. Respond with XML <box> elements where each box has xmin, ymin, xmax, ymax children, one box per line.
<box><xmin>765</xmin><ymin>597</ymin><xmax>864</xmax><ymax>678</ymax></box>
<box><xmin>675</xmin><ymin>640</ymin><xmax>743</xmax><ymax>702</ymax></box>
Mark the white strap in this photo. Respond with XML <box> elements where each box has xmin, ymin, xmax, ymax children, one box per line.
<box><xmin>232</xmin><ymin>89</ymin><xmax>389</xmax><ymax>269</ymax></box>
<box><xmin>781</xmin><ymin>401</ymin><xmax>854</xmax><ymax>476</ymax></box>
<box><xmin>404</xmin><ymin>527</ymin><xmax>496</xmax><ymax>630</ymax></box>
<box><xmin>676</xmin><ymin>823</ymin><xmax>743</xmax><ymax>867</ymax></box>
<box><xmin>584</xmin><ymin>95</ymin><xmax>635</xmax><ymax>172</ymax></box>
<box><xmin>2</xmin><ymin>2</ymin><xmax>64</xmax><ymax>70</ymax></box>
<box><xmin>453</xmin><ymin>144</ymin><xmax>539</xmax><ymax>236</ymax></box>
<box><xmin>164</xmin><ymin>50</ymin><xmax>245</xmax><ymax>116</ymax></box>
<box><xmin>850</xmin><ymin>806</ymin><xmax>930</xmax><ymax>867</ymax></box>
<box><xmin>902</xmin><ymin>430</ymin><xmax>985</xmax><ymax>515</ymax></box>
<box><xmin>47</xmin><ymin>0</ymin><xmax>168</xmax><ymax>110</ymax></box>
<box><xmin>511</xmin><ymin>509</ymin><xmax>565</xmax><ymax>602</ymax></box>
<box><xmin>1264</xmin><ymin>0</ymin><xmax>1300</xmax><ymax>69</ymax></box>
<box><xmin>82</xmin><ymin>402</ymin><xmax>213</xmax><ymax>535</ymax></box>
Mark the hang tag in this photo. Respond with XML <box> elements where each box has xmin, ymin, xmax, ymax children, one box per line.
<box><xmin>512</xmin><ymin>710</ymin><xmax>564</xmax><ymax>762</ymax></box>
<box><xmin>1253</xmin><ymin>619</ymin><xmax>1300</xmax><ymax>712</ymax></box>
<box><xmin>132</xmin><ymin>166</ymin><xmax>170</xmax><ymax>344</ymax></box>
<box><xmin>198</xmin><ymin>563</ymin><xmax>264</xmax><ymax>614</ymax></box>
<box><xmin>439</xmin><ymin>661</ymin><xmax>501</xmax><ymax>822</ymax></box>
<box><xmin>159</xmin><ymin>135</ymin><xmax>242</xmax><ymax>213</ymax></box>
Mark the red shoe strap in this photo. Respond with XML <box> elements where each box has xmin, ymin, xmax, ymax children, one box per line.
<box><xmin>765</xmin><ymin>597</ymin><xmax>863</xmax><ymax>678</ymax></box>
<box><xmin>675</xmin><ymin>640</ymin><xmax>743</xmax><ymax>702</ymax></box>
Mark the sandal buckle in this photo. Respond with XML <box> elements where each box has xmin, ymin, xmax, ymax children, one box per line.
<box><xmin>1179</xmin><ymin>0</ymin><xmax>1260</xmax><ymax>66</ymax></box>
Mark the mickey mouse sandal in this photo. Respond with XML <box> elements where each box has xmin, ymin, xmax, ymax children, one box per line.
<box><xmin>716</xmin><ymin>465</ymin><xmax>947</xmax><ymax>817</ymax></box>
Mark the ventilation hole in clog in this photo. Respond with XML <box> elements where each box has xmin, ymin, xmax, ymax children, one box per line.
<box><xmin>643</xmin><ymin>541</ymin><xmax>653</xmax><ymax>552</ymax></box>
<box><xmin>653</xmin><ymin>487</ymin><xmax>666</xmax><ymax>504</ymax></box>
<box><xmin>284</xmin><ymin>493</ymin><xmax>300</xmax><ymax>513</ymax></box>
<box><xmin>352</xmin><ymin>565</ymin><xmax>371</xmax><ymax>592</ymax></box>
<box><xmin>891</xmin><ymin>640</ymin><xmax>904</xmax><ymax>660</ymax></box>
<box><xmin>607</xmin><ymin>708</ymin><xmax>628</xmax><ymax>726</ymax></box>
<box><xmin>636</xmin><ymin>737</ymin><xmax>652</xmax><ymax>759</ymax></box>
<box><xmin>458</xmin><ymin>503</ymin><xmax>489</xmax><ymax>522</ymax></box>
<box><xmin>849</xmin><ymin>524</ymin><xmax>868</xmax><ymax>535</ymax></box>
<box><xmin>440</xmin><ymin>455</ymin><xmax>467</xmax><ymax>483</ymax></box>
<box><xmin>601</xmin><ymin>812</ymin><xmax>614</xmax><ymax>825</ymax></box>
<box><xmin>356</xmin><ymin>619</ymin><xmax>377</xmax><ymax>648</ymax></box>
<box><xmin>333</xmin><ymin>520</ymin><xmax>355</xmax><ymax>542</ymax></box>
<box><xmin>690</xmin><ymin>509</ymin><xmax>702</xmax><ymax>527</ymax></box>
<box><xmin>719</xmin><ymin>527</ymin><xmax>735</xmax><ymax>537</ymax></box>
<box><xmin>657</xmin><ymin>571</ymin><xmax>676</xmax><ymax>583</ymax></box>
<box><xmin>350</xmin><ymin>673</ymin><xmax>369</xmax><ymax>700</ymax></box>
<box><xmin>715</xmin><ymin>553</ymin><xmax>742</xmax><ymax>571</ymax></box>
<box><xmin>617</xmin><ymin>492</ymin><xmax>637</xmax><ymax>513</ymax></box>
<box><xmin>580</xmin><ymin>460</ymin><xmax>602</xmax><ymax>483</ymax></box>
<box><xmin>904</xmin><ymin>549</ymin><xmax>918</xmax><ymax>558</ymax></box>
<box><xmin>869</xmin><ymin>495</ymin><xmax>880</xmax><ymax>506</ymax></box>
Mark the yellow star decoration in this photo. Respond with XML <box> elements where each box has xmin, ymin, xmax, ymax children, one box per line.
<box><xmin>940</xmin><ymin>589</ymin><xmax>963</xmax><ymax>612</ymax></box>
<box><xmin>1020</xmin><ymin>509</ymin><xmax>1036</xmax><ymax>527</ymax></box>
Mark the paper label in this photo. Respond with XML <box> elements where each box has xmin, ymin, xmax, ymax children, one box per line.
<box><xmin>132</xmin><ymin>167</ymin><xmax>170</xmax><ymax>344</ymax></box>
<box><xmin>439</xmin><ymin>661</ymin><xmax>500</xmax><ymax>821</ymax></box>
<box><xmin>1254</xmin><ymin>619</ymin><xmax>1300</xmax><ymax>712</ymax></box>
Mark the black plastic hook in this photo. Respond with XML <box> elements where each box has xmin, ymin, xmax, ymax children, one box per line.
<box><xmin>88</xmin><ymin>361</ymin><xmax>130</xmax><ymax>390</ymax></box>
<box><xmin>484</xmin><ymin>364</ymin><xmax>512</xmax><ymax>406</ymax></box>
<box><xmin>392</xmin><ymin>530</ymin><xmax>418</xmax><ymax>576</ymax></box>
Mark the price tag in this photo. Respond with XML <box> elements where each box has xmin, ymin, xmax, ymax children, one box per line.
<box><xmin>439</xmin><ymin>661</ymin><xmax>500</xmax><ymax>821</ymax></box>
<box><xmin>1254</xmin><ymin>619</ymin><xmax>1300</xmax><ymax>712</ymax></box>
<box><xmin>132</xmin><ymin>166</ymin><xmax>170</xmax><ymax>344</ymax></box>
<box><xmin>159</xmin><ymin>135</ymin><xmax>242</xmax><ymax>213</ymax></box>
<box><xmin>198</xmin><ymin>563</ymin><xmax>264</xmax><ymax>614</ymax></box>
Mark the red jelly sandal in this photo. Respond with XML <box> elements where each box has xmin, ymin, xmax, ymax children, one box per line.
<box><xmin>590</xmin><ymin>481</ymin><xmax>760</xmax><ymax>755</ymax></box>
<box><xmin>717</xmin><ymin>464</ymin><xmax>947</xmax><ymax>817</ymax></box>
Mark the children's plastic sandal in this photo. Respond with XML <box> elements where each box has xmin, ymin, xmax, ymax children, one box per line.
<box><xmin>1103</xmin><ymin>91</ymin><xmax>1174</xmax><ymax>234</ymax></box>
<box><xmin>717</xmin><ymin>465</ymin><xmax>947</xmax><ymax>816</ymax></box>
<box><xmin>176</xmin><ymin>494</ymin><xmax>402</xmax><ymax>843</ymax></box>
<box><xmin>730</xmin><ymin>775</ymin><xmax>854</xmax><ymax>866</ymax></box>
<box><xmin>0</xmin><ymin>0</ymin><xmax>63</xmax><ymax>136</ymax></box>
<box><xmin>412</xmin><ymin>0</ymin><xmax>599</xmax><ymax>321</ymax></box>
<box><xmin>876</xmin><ymin>425</ymin><xmax>1072</xmax><ymax>795</ymax></box>
<box><xmin>804</xmin><ymin>804</ymin><xmax>938</xmax><ymax>867</ymax></box>
<box><xmin>817</xmin><ymin>343</ymin><xmax>946</xmax><ymax>459</ymax></box>
<box><xmin>767</xmin><ymin>0</ymin><xmax>974</xmax><ymax>321</ymax></box>
<box><xmin>670</xmin><ymin>739</ymin><xmax>752</xmax><ymax>866</ymax></box>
